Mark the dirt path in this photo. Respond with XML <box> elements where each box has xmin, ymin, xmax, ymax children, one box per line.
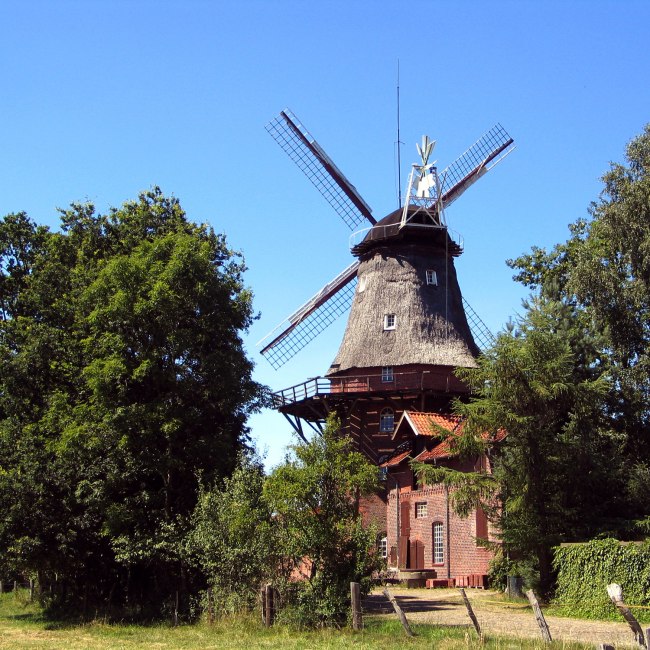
<box><xmin>366</xmin><ymin>588</ymin><xmax>640</xmax><ymax>647</ymax></box>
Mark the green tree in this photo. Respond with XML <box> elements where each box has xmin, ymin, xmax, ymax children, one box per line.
<box><xmin>263</xmin><ymin>416</ymin><xmax>382</xmax><ymax>626</ymax></box>
<box><xmin>416</xmin><ymin>125</ymin><xmax>650</xmax><ymax>594</ymax></box>
<box><xmin>0</xmin><ymin>188</ymin><xmax>264</xmax><ymax>614</ymax></box>
<box><xmin>510</xmin><ymin>124</ymin><xmax>650</xmax><ymax>531</ymax></box>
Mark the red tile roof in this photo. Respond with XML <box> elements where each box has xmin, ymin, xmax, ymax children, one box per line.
<box><xmin>379</xmin><ymin>449</ymin><xmax>411</xmax><ymax>468</ymax></box>
<box><xmin>395</xmin><ymin>411</ymin><xmax>507</xmax><ymax>464</ymax></box>
<box><xmin>413</xmin><ymin>438</ymin><xmax>455</xmax><ymax>462</ymax></box>
<box><xmin>394</xmin><ymin>411</ymin><xmax>463</xmax><ymax>439</ymax></box>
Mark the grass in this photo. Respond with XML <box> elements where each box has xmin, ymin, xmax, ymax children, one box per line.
<box><xmin>0</xmin><ymin>591</ymin><xmax>600</xmax><ymax>649</ymax></box>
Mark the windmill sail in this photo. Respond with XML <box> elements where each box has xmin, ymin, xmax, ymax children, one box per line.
<box><xmin>462</xmin><ymin>298</ymin><xmax>496</xmax><ymax>351</ymax></box>
<box><xmin>440</xmin><ymin>124</ymin><xmax>514</xmax><ymax>209</ymax></box>
<box><xmin>258</xmin><ymin>262</ymin><xmax>359</xmax><ymax>369</ymax></box>
<box><xmin>266</xmin><ymin>109</ymin><xmax>376</xmax><ymax>230</ymax></box>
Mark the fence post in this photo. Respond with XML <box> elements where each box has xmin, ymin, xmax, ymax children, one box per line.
<box><xmin>525</xmin><ymin>589</ymin><xmax>552</xmax><ymax>643</ymax></box>
<box><xmin>607</xmin><ymin>583</ymin><xmax>646</xmax><ymax>648</ymax></box>
<box><xmin>459</xmin><ymin>588</ymin><xmax>482</xmax><ymax>638</ymax></box>
<box><xmin>350</xmin><ymin>582</ymin><xmax>362</xmax><ymax>630</ymax></box>
<box><xmin>264</xmin><ymin>583</ymin><xmax>275</xmax><ymax>627</ymax></box>
<box><xmin>383</xmin><ymin>587</ymin><xmax>414</xmax><ymax>637</ymax></box>
<box><xmin>646</xmin><ymin>628</ymin><xmax>650</xmax><ymax>649</ymax></box>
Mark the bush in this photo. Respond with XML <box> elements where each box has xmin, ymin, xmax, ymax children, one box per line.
<box><xmin>553</xmin><ymin>539</ymin><xmax>650</xmax><ymax>621</ymax></box>
<box><xmin>187</xmin><ymin>455</ymin><xmax>279</xmax><ymax>617</ymax></box>
<box><xmin>264</xmin><ymin>416</ymin><xmax>383</xmax><ymax>627</ymax></box>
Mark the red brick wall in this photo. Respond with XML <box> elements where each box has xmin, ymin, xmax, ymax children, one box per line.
<box><xmin>386</xmin><ymin>484</ymin><xmax>493</xmax><ymax>578</ymax></box>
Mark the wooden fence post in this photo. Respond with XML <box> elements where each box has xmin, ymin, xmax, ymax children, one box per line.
<box><xmin>350</xmin><ymin>582</ymin><xmax>362</xmax><ymax>630</ymax></box>
<box><xmin>607</xmin><ymin>583</ymin><xmax>646</xmax><ymax>648</ymax></box>
<box><xmin>383</xmin><ymin>587</ymin><xmax>414</xmax><ymax>637</ymax></box>
<box><xmin>458</xmin><ymin>588</ymin><xmax>482</xmax><ymax>638</ymax></box>
<box><xmin>525</xmin><ymin>589</ymin><xmax>552</xmax><ymax>643</ymax></box>
<box><xmin>264</xmin><ymin>583</ymin><xmax>275</xmax><ymax>627</ymax></box>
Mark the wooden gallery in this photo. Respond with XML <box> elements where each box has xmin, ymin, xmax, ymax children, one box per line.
<box><xmin>259</xmin><ymin>110</ymin><xmax>514</xmax><ymax>587</ymax></box>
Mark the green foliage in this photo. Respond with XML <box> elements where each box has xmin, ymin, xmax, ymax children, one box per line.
<box><xmin>553</xmin><ymin>539</ymin><xmax>650</xmax><ymax>621</ymax></box>
<box><xmin>187</xmin><ymin>454</ymin><xmax>279</xmax><ymax>615</ymax></box>
<box><xmin>0</xmin><ymin>188</ymin><xmax>264</xmax><ymax>614</ymax></box>
<box><xmin>509</xmin><ymin>124</ymin><xmax>650</xmax><ymax>530</ymax></box>
<box><xmin>420</xmin><ymin>125</ymin><xmax>650</xmax><ymax>595</ymax></box>
<box><xmin>415</xmin><ymin>295</ymin><xmax>616</xmax><ymax>594</ymax></box>
<box><xmin>264</xmin><ymin>415</ymin><xmax>383</xmax><ymax>627</ymax></box>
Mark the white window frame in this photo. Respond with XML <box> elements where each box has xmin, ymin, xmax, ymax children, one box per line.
<box><xmin>415</xmin><ymin>502</ymin><xmax>428</xmax><ymax>519</ymax></box>
<box><xmin>381</xmin><ymin>366</ymin><xmax>394</xmax><ymax>383</ymax></box>
<box><xmin>379</xmin><ymin>407</ymin><xmax>394</xmax><ymax>433</ymax></box>
<box><xmin>379</xmin><ymin>536</ymin><xmax>388</xmax><ymax>558</ymax></box>
<box><xmin>426</xmin><ymin>269</ymin><xmax>438</xmax><ymax>286</ymax></box>
<box><xmin>384</xmin><ymin>313</ymin><xmax>396</xmax><ymax>330</ymax></box>
<box><xmin>358</xmin><ymin>275</ymin><xmax>367</xmax><ymax>292</ymax></box>
<box><xmin>433</xmin><ymin>522</ymin><xmax>444</xmax><ymax>564</ymax></box>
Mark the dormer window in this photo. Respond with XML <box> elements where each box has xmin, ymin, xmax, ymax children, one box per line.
<box><xmin>384</xmin><ymin>314</ymin><xmax>396</xmax><ymax>330</ymax></box>
<box><xmin>426</xmin><ymin>270</ymin><xmax>438</xmax><ymax>286</ymax></box>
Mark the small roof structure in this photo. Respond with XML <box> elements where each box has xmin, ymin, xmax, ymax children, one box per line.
<box><xmin>393</xmin><ymin>411</ymin><xmax>463</xmax><ymax>440</ymax></box>
<box><xmin>381</xmin><ymin>410</ymin><xmax>506</xmax><ymax>468</ymax></box>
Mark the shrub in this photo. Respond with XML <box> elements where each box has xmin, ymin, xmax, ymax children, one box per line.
<box><xmin>553</xmin><ymin>539</ymin><xmax>650</xmax><ymax>621</ymax></box>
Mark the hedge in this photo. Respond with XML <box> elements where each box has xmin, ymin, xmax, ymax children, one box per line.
<box><xmin>553</xmin><ymin>539</ymin><xmax>650</xmax><ymax>621</ymax></box>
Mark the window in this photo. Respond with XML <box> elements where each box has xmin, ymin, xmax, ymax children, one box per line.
<box><xmin>384</xmin><ymin>313</ymin><xmax>396</xmax><ymax>330</ymax></box>
<box><xmin>359</xmin><ymin>275</ymin><xmax>367</xmax><ymax>292</ymax></box>
<box><xmin>379</xmin><ymin>536</ymin><xmax>388</xmax><ymax>558</ymax></box>
<box><xmin>426</xmin><ymin>269</ymin><xmax>438</xmax><ymax>286</ymax></box>
<box><xmin>415</xmin><ymin>502</ymin><xmax>427</xmax><ymax>518</ymax></box>
<box><xmin>433</xmin><ymin>522</ymin><xmax>444</xmax><ymax>564</ymax></box>
<box><xmin>379</xmin><ymin>407</ymin><xmax>394</xmax><ymax>433</ymax></box>
<box><xmin>382</xmin><ymin>366</ymin><xmax>394</xmax><ymax>383</ymax></box>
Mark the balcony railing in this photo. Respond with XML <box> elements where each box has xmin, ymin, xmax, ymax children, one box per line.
<box><xmin>272</xmin><ymin>370</ymin><xmax>437</xmax><ymax>408</ymax></box>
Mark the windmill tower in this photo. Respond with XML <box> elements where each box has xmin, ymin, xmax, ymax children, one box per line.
<box><xmin>259</xmin><ymin>110</ymin><xmax>513</xmax><ymax>461</ymax></box>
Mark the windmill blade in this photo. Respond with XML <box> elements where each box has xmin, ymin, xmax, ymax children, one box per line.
<box><xmin>463</xmin><ymin>297</ymin><xmax>496</xmax><ymax>352</ymax></box>
<box><xmin>258</xmin><ymin>262</ymin><xmax>359</xmax><ymax>369</ymax></box>
<box><xmin>266</xmin><ymin>109</ymin><xmax>376</xmax><ymax>230</ymax></box>
<box><xmin>440</xmin><ymin>124</ymin><xmax>514</xmax><ymax>209</ymax></box>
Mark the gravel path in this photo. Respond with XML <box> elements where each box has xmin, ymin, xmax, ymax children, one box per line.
<box><xmin>366</xmin><ymin>588</ymin><xmax>640</xmax><ymax>647</ymax></box>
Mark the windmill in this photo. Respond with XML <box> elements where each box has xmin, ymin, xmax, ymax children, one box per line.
<box><xmin>258</xmin><ymin>109</ymin><xmax>514</xmax><ymax>371</ymax></box>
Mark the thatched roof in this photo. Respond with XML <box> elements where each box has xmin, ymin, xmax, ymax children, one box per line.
<box><xmin>326</xmin><ymin>242</ymin><xmax>479</xmax><ymax>375</ymax></box>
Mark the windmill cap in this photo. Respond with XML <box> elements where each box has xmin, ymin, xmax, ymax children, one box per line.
<box><xmin>351</xmin><ymin>206</ymin><xmax>462</xmax><ymax>258</ymax></box>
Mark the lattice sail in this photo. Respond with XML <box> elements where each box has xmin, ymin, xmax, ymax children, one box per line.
<box><xmin>266</xmin><ymin>109</ymin><xmax>375</xmax><ymax>230</ymax></box>
<box><xmin>440</xmin><ymin>124</ymin><xmax>514</xmax><ymax>209</ymax></box>
<box><xmin>258</xmin><ymin>263</ymin><xmax>359</xmax><ymax>369</ymax></box>
<box><xmin>462</xmin><ymin>298</ymin><xmax>496</xmax><ymax>352</ymax></box>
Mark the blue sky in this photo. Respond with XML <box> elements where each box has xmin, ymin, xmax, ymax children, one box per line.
<box><xmin>2</xmin><ymin>0</ymin><xmax>649</xmax><ymax>468</ymax></box>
